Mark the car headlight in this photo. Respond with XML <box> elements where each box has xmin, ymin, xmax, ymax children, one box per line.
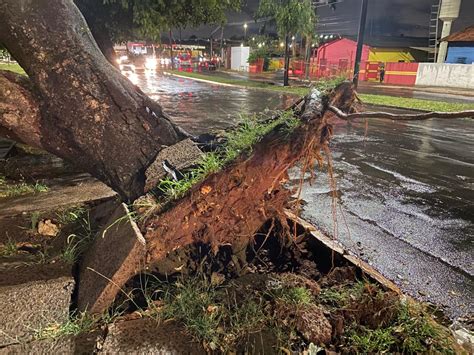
<box><xmin>145</xmin><ymin>58</ymin><xmax>157</xmax><ymax>69</ymax></box>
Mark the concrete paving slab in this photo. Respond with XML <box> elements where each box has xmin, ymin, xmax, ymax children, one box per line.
<box><xmin>144</xmin><ymin>138</ymin><xmax>203</xmax><ymax>192</ymax></box>
<box><xmin>0</xmin><ymin>261</ymin><xmax>74</xmax><ymax>347</ymax></box>
<box><xmin>0</xmin><ymin>174</ymin><xmax>117</xmax><ymax>246</ymax></box>
<box><xmin>0</xmin><ymin>331</ymin><xmax>101</xmax><ymax>354</ymax></box>
<box><xmin>101</xmin><ymin>318</ymin><xmax>203</xmax><ymax>354</ymax></box>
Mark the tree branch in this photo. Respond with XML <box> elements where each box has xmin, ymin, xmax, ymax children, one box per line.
<box><xmin>328</xmin><ymin>105</ymin><xmax>474</xmax><ymax>121</ymax></box>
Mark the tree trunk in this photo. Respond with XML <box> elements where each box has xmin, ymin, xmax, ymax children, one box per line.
<box><xmin>0</xmin><ymin>0</ymin><xmax>188</xmax><ymax>201</ymax></box>
<box><xmin>87</xmin><ymin>22</ymin><xmax>119</xmax><ymax>66</ymax></box>
<box><xmin>304</xmin><ymin>35</ymin><xmax>312</xmax><ymax>80</ymax></box>
<box><xmin>74</xmin><ymin>0</ymin><xmax>120</xmax><ymax>66</ymax></box>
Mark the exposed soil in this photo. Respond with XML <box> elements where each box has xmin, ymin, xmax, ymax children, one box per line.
<box><xmin>114</xmin><ymin>221</ymin><xmax>458</xmax><ymax>354</ymax></box>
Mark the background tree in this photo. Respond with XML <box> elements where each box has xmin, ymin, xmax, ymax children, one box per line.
<box><xmin>257</xmin><ymin>0</ymin><xmax>316</xmax><ymax>86</ymax></box>
<box><xmin>76</xmin><ymin>0</ymin><xmax>241</xmax><ymax>63</ymax></box>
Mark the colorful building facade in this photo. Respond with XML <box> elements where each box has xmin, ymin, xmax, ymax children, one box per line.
<box><xmin>311</xmin><ymin>37</ymin><xmax>427</xmax><ymax>83</ymax></box>
<box><xmin>443</xmin><ymin>25</ymin><xmax>474</xmax><ymax>64</ymax></box>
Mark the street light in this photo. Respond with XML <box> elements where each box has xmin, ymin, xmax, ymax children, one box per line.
<box><xmin>244</xmin><ymin>23</ymin><xmax>248</xmax><ymax>40</ymax></box>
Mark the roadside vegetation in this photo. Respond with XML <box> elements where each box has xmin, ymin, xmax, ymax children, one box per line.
<box><xmin>169</xmin><ymin>70</ymin><xmax>474</xmax><ymax>113</ymax></box>
<box><xmin>139</xmin><ymin>274</ymin><xmax>457</xmax><ymax>353</ymax></box>
<box><xmin>0</xmin><ymin>175</ymin><xmax>48</xmax><ymax>199</ymax></box>
<box><xmin>34</xmin><ymin>268</ymin><xmax>457</xmax><ymax>353</ymax></box>
<box><xmin>359</xmin><ymin>93</ymin><xmax>474</xmax><ymax>112</ymax></box>
<box><xmin>156</xmin><ymin>110</ymin><xmax>301</xmax><ymax>201</ymax></box>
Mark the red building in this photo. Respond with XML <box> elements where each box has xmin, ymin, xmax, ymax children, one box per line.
<box><xmin>311</xmin><ymin>38</ymin><xmax>370</xmax><ymax>80</ymax></box>
<box><xmin>309</xmin><ymin>36</ymin><xmax>426</xmax><ymax>84</ymax></box>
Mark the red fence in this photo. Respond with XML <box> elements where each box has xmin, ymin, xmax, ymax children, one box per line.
<box><xmin>384</xmin><ymin>62</ymin><xmax>419</xmax><ymax>85</ymax></box>
<box><xmin>290</xmin><ymin>59</ymin><xmax>419</xmax><ymax>86</ymax></box>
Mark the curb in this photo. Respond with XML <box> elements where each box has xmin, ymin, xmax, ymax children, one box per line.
<box><xmin>163</xmin><ymin>71</ymin><xmax>302</xmax><ymax>96</ymax></box>
<box><xmin>163</xmin><ymin>71</ymin><xmax>236</xmax><ymax>87</ymax></box>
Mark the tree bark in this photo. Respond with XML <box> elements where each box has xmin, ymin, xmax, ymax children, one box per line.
<box><xmin>75</xmin><ymin>0</ymin><xmax>119</xmax><ymax>66</ymax></box>
<box><xmin>0</xmin><ymin>0</ymin><xmax>188</xmax><ymax>201</ymax></box>
<box><xmin>0</xmin><ymin>70</ymin><xmax>42</xmax><ymax>147</ymax></box>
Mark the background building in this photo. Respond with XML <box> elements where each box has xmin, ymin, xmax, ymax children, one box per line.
<box><xmin>443</xmin><ymin>25</ymin><xmax>474</xmax><ymax>63</ymax></box>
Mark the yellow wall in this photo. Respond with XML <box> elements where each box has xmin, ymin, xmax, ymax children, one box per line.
<box><xmin>368</xmin><ymin>48</ymin><xmax>415</xmax><ymax>63</ymax></box>
<box><xmin>269</xmin><ymin>59</ymin><xmax>284</xmax><ymax>71</ymax></box>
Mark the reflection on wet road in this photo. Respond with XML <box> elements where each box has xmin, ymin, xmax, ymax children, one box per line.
<box><xmin>291</xmin><ymin>117</ymin><xmax>474</xmax><ymax>319</ymax></box>
<box><xmin>136</xmin><ymin>72</ymin><xmax>296</xmax><ymax>134</ymax></box>
<box><xmin>136</xmin><ymin>73</ymin><xmax>473</xmax><ymax>319</ymax></box>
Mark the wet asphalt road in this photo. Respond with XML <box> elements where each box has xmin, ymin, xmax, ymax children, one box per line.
<box><xmin>136</xmin><ymin>73</ymin><xmax>473</xmax><ymax>320</ymax></box>
<box><xmin>132</xmin><ymin>71</ymin><xmax>296</xmax><ymax>134</ymax></box>
<box><xmin>289</xmin><ymin>116</ymin><xmax>474</xmax><ymax>319</ymax></box>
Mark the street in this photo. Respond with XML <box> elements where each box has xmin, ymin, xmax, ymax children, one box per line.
<box><xmin>139</xmin><ymin>73</ymin><xmax>473</xmax><ymax>318</ymax></box>
<box><xmin>134</xmin><ymin>72</ymin><xmax>297</xmax><ymax>134</ymax></box>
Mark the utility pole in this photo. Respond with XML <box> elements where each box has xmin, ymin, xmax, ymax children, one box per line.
<box><xmin>220</xmin><ymin>27</ymin><xmax>224</xmax><ymax>68</ymax></box>
<box><xmin>284</xmin><ymin>33</ymin><xmax>290</xmax><ymax>86</ymax></box>
<box><xmin>353</xmin><ymin>0</ymin><xmax>368</xmax><ymax>89</ymax></box>
<box><xmin>169</xmin><ymin>30</ymin><xmax>173</xmax><ymax>68</ymax></box>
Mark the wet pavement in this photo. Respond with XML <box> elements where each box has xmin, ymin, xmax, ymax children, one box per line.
<box><xmin>132</xmin><ymin>71</ymin><xmax>296</xmax><ymax>134</ymax></box>
<box><xmin>136</xmin><ymin>73</ymin><xmax>473</xmax><ymax>319</ymax></box>
<box><xmin>290</xmin><ymin>116</ymin><xmax>474</xmax><ymax>319</ymax></box>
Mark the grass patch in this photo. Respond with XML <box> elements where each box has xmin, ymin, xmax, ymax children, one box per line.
<box><xmin>55</xmin><ymin>206</ymin><xmax>87</xmax><ymax>226</ymax></box>
<box><xmin>0</xmin><ymin>175</ymin><xmax>49</xmax><ymax>199</ymax></box>
<box><xmin>30</xmin><ymin>211</ymin><xmax>42</xmax><ymax>231</ymax></box>
<box><xmin>149</xmin><ymin>277</ymin><xmax>266</xmax><ymax>351</ymax></box>
<box><xmin>58</xmin><ymin>207</ymin><xmax>93</xmax><ymax>264</ymax></box>
<box><xmin>0</xmin><ymin>62</ymin><xmax>26</xmax><ymax>75</ymax></box>
<box><xmin>35</xmin><ymin>312</ymin><xmax>96</xmax><ymax>339</ymax></box>
<box><xmin>157</xmin><ymin>110</ymin><xmax>301</xmax><ymax>201</ymax></box>
<box><xmin>141</xmin><ymin>275</ymin><xmax>315</xmax><ymax>352</ymax></box>
<box><xmin>270</xmin><ymin>285</ymin><xmax>313</xmax><ymax>307</ymax></box>
<box><xmin>320</xmin><ymin>281</ymin><xmax>458</xmax><ymax>354</ymax></box>
<box><xmin>359</xmin><ymin>93</ymin><xmax>474</xmax><ymax>112</ymax></box>
<box><xmin>0</xmin><ymin>239</ymin><xmax>18</xmax><ymax>257</ymax></box>
<box><xmin>347</xmin><ymin>326</ymin><xmax>396</xmax><ymax>353</ymax></box>
<box><xmin>346</xmin><ymin>302</ymin><xmax>456</xmax><ymax>354</ymax></box>
<box><xmin>35</xmin><ymin>310</ymin><xmax>119</xmax><ymax>340</ymax></box>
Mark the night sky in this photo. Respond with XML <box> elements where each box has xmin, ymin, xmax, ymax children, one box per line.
<box><xmin>177</xmin><ymin>0</ymin><xmax>473</xmax><ymax>41</ymax></box>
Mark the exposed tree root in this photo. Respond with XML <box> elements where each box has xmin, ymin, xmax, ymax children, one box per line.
<box><xmin>140</xmin><ymin>83</ymin><xmax>357</xmax><ymax>269</ymax></box>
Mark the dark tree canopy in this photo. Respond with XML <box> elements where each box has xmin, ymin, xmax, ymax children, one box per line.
<box><xmin>76</xmin><ymin>0</ymin><xmax>242</xmax><ymax>43</ymax></box>
<box><xmin>257</xmin><ymin>0</ymin><xmax>316</xmax><ymax>38</ymax></box>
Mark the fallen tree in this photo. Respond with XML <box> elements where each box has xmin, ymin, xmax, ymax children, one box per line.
<box><xmin>77</xmin><ymin>84</ymin><xmax>354</xmax><ymax>313</ymax></box>
<box><xmin>1</xmin><ymin>0</ymin><xmax>474</xmax><ymax>316</ymax></box>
